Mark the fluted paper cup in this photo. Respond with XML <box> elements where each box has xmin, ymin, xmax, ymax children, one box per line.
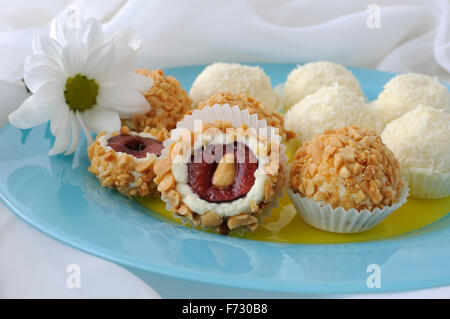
<box><xmin>402</xmin><ymin>168</ymin><xmax>450</xmax><ymax>199</ymax></box>
<box><xmin>286</xmin><ymin>183</ymin><xmax>409</xmax><ymax>233</ymax></box>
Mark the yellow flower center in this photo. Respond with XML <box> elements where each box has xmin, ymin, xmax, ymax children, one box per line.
<box><xmin>64</xmin><ymin>74</ymin><xmax>99</xmax><ymax>112</ymax></box>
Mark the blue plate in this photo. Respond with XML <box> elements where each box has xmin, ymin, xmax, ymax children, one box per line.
<box><xmin>1</xmin><ymin>63</ymin><xmax>449</xmax><ymax>294</ymax></box>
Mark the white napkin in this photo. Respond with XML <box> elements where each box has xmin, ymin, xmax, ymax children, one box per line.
<box><xmin>0</xmin><ymin>0</ymin><xmax>449</xmax><ymax>298</ymax></box>
<box><xmin>109</xmin><ymin>0</ymin><xmax>450</xmax><ymax>82</ymax></box>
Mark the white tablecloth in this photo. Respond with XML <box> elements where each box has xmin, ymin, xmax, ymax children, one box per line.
<box><xmin>0</xmin><ymin>0</ymin><xmax>449</xmax><ymax>298</ymax></box>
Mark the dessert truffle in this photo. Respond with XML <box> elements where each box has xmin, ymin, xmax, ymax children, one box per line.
<box><xmin>126</xmin><ymin>69</ymin><xmax>193</xmax><ymax>132</ymax></box>
<box><xmin>154</xmin><ymin>119</ymin><xmax>286</xmax><ymax>235</ymax></box>
<box><xmin>374</xmin><ymin>73</ymin><xmax>450</xmax><ymax>127</ymax></box>
<box><xmin>88</xmin><ymin>126</ymin><xmax>167</xmax><ymax>197</ymax></box>
<box><xmin>193</xmin><ymin>92</ymin><xmax>295</xmax><ymax>141</ymax></box>
<box><xmin>381</xmin><ymin>105</ymin><xmax>450</xmax><ymax>198</ymax></box>
<box><xmin>290</xmin><ymin>126</ymin><xmax>405</xmax><ymax>210</ymax></box>
<box><xmin>288</xmin><ymin>126</ymin><xmax>407</xmax><ymax>233</ymax></box>
<box><xmin>189</xmin><ymin>63</ymin><xmax>281</xmax><ymax>111</ymax></box>
<box><xmin>284</xmin><ymin>61</ymin><xmax>363</xmax><ymax>110</ymax></box>
<box><xmin>284</xmin><ymin>85</ymin><xmax>380</xmax><ymax>144</ymax></box>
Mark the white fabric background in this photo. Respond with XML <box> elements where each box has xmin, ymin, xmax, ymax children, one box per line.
<box><xmin>0</xmin><ymin>0</ymin><xmax>449</xmax><ymax>298</ymax></box>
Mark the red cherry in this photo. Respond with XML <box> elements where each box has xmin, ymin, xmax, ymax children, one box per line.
<box><xmin>107</xmin><ymin>134</ymin><xmax>163</xmax><ymax>159</ymax></box>
<box><xmin>187</xmin><ymin>142</ymin><xmax>258</xmax><ymax>203</ymax></box>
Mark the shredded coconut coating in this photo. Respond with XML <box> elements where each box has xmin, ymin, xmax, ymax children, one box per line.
<box><xmin>284</xmin><ymin>61</ymin><xmax>363</xmax><ymax>110</ymax></box>
<box><xmin>189</xmin><ymin>63</ymin><xmax>281</xmax><ymax>111</ymax></box>
<box><xmin>374</xmin><ymin>73</ymin><xmax>450</xmax><ymax>127</ymax></box>
<box><xmin>127</xmin><ymin>69</ymin><xmax>193</xmax><ymax>132</ymax></box>
<box><xmin>285</xmin><ymin>85</ymin><xmax>380</xmax><ymax>143</ymax></box>
<box><xmin>154</xmin><ymin>121</ymin><xmax>286</xmax><ymax>235</ymax></box>
<box><xmin>88</xmin><ymin>126</ymin><xmax>165</xmax><ymax>197</ymax></box>
<box><xmin>290</xmin><ymin>126</ymin><xmax>404</xmax><ymax>211</ymax></box>
<box><xmin>192</xmin><ymin>92</ymin><xmax>295</xmax><ymax>141</ymax></box>
<box><xmin>381</xmin><ymin>105</ymin><xmax>450</xmax><ymax>174</ymax></box>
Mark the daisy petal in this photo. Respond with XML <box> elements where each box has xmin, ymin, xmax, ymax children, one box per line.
<box><xmin>97</xmin><ymin>46</ymin><xmax>136</xmax><ymax>84</ymax></box>
<box><xmin>24</xmin><ymin>54</ymin><xmax>63</xmax><ymax>73</ymax></box>
<box><xmin>48</xmin><ymin>108</ymin><xmax>71</xmax><ymax>156</ymax></box>
<box><xmin>8</xmin><ymin>96</ymin><xmax>50</xmax><ymax>129</ymax></box>
<box><xmin>97</xmin><ymin>85</ymin><xmax>150</xmax><ymax>117</ymax></box>
<box><xmin>24</xmin><ymin>65</ymin><xmax>66</xmax><ymax>94</ymax></box>
<box><xmin>49</xmin><ymin>100</ymin><xmax>68</xmax><ymax>136</ymax></box>
<box><xmin>50</xmin><ymin>8</ymin><xmax>82</xmax><ymax>45</ymax></box>
<box><xmin>76</xmin><ymin>112</ymin><xmax>93</xmax><ymax>145</ymax></box>
<box><xmin>108</xmin><ymin>27</ymin><xmax>141</xmax><ymax>51</ymax></box>
<box><xmin>49</xmin><ymin>15</ymin><xmax>64</xmax><ymax>43</ymax></box>
<box><xmin>33</xmin><ymin>81</ymin><xmax>65</xmax><ymax>109</ymax></box>
<box><xmin>32</xmin><ymin>35</ymin><xmax>63</xmax><ymax>61</ymax></box>
<box><xmin>65</xmin><ymin>113</ymin><xmax>81</xmax><ymax>155</ymax></box>
<box><xmin>104</xmin><ymin>73</ymin><xmax>153</xmax><ymax>93</ymax></box>
<box><xmin>129</xmin><ymin>73</ymin><xmax>153</xmax><ymax>92</ymax></box>
<box><xmin>61</xmin><ymin>40</ymin><xmax>87</xmax><ymax>76</ymax></box>
<box><xmin>80</xmin><ymin>107</ymin><xmax>120</xmax><ymax>134</ymax></box>
<box><xmin>80</xmin><ymin>18</ymin><xmax>104</xmax><ymax>53</ymax></box>
<box><xmin>83</xmin><ymin>42</ymin><xmax>114</xmax><ymax>78</ymax></box>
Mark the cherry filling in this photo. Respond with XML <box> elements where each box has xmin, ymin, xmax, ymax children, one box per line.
<box><xmin>187</xmin><ymin>142</ymin><xmax>258</xmax><ymax>203</ymax></box>
<box><xmin>107</xmin><ymin>134</ymin><xmax>163</xmax><ymax>158</ymax></box>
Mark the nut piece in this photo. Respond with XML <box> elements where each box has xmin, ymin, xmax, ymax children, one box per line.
<box><xmin>227</xmin><ymin>213</ymin><xmax>258</xmax><ymax>230</ymax></box>
<box><xmin>212</xmin><ymin>153</ymin><xmax>236</xmax><ymax>188</ymax></box>
<box><xmin>157</xmin><ymin>173</ymin><xmax>175</xmax><ymax>192</ymax></box>
<box><xmin>136</xmin><ymin>158</ymin><xmax>155</xmax><ymax>173</ymax></box>
<box><xmin>200</xmin><ymin>212</ymin><xmax>223</xmax><ymax>227</ymax></box>
<box><xmin>154</xmin><ymin>158</ymin><xmax>171</xmax><ymax>176</ymax></box>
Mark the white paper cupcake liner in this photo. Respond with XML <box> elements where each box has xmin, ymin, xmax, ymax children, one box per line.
<box><xmin>286</xmin><ymin>183</ymin><xmax>409</xmax><ymax>233</ymax></box>
<box><xmin>402</xmin><ymin>168</ymin><xmax>450</xmax><ymax>199</ymax></box>
<box><xmin>160</xmin><ymin>103</ymin><xmax>289</xmax><ymax>233</ymax></box>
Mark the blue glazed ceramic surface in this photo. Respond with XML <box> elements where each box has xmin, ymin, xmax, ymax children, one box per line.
<box><xmin>0</xmin><ymin>63</ymin><xmax>449</xmax><ymax>294</ymax></box>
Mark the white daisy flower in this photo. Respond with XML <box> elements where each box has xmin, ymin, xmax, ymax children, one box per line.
<box><xmin>9</xmin><ymin>16</ymin><xmax>152</xmax><ymax>156</ymax></box>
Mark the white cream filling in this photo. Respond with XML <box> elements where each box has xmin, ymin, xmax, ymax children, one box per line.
<box><xmin>171</xmin><ymin>132</ymin><xmax>270</xmax><ymax>217</ymax></box>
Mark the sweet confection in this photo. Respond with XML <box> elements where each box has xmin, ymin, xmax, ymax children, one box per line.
<box><xmin>189</xmin><ymin>63</ymin><xmax>281</xmax><ymax>111</ymax></box>
<box><xmin>283</xmin><ymin>61</ymin><xmax>363</xmax><ymax>110</ymax></box>
<box><xmin>88</xmin><ymin>126</ymin><xmax>167</xmax><ymax>197</ymax></box>
<box><xmin>285</xmin><ymin>85</ymin><xmax>380</xmax><ymax>144</ymax></box>
<box><xmin>126</xmin><ymin>69</ymin><xmax>193</xmax><ymax>132</ymax></box>
<box><xmin>374</xmin><ymin>73</ymin><xmax>450</xmax><ymax>127</ymax></box>
<box><xmin>154</xmin><ymin>118</ymin><xmax>286</xmax><ymax>235</ymax></box>
<box><xmin>193</xmin><ymin>92</ymin><xmax>296</xmax><ymax>141</ymax></box>
<box><xmin>381</xmin><ymin>105</ymin><xmax>450</xmax><ymax>199</ymax></box>
<box><xmin>288</xmin><ymin>126</ymin><xmax>407</xmax><ymax>233</ymax></box>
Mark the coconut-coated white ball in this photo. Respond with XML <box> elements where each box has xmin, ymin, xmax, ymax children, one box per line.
<box><xmin>189</xmin><ymin>63</ymin><xmax>281</xmax><ymax>111</ymax></box>
<box><xmin>285</xmin><ymin>85</ymin><xmax>378</xmax><ymax>143</ymax></box>
<box><xmin>283</xmin><ymin>61</ymin><xmax>363</xmax><ymax>110</ymax></box>
<box><xmin>381</xmin><ymin>105</ymin><xmax>450</xmax><ymax>174</ymax></box>
<box><xmin>374</xmin><ymin>73</ymin><xmax>450</xmax><ymax>128</ymax></box>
